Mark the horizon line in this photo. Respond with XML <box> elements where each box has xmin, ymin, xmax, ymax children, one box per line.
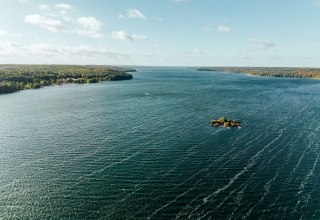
<box><xmin>1</xmin><ymin>64</ymin><xmax>320</xmax><ymax>69</ymax></box>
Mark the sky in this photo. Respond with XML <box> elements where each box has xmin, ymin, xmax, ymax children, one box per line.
<box><xmin>0</xmin><ymin>0</ymin><xmax>320</xmax><ymax>66</ymax></box>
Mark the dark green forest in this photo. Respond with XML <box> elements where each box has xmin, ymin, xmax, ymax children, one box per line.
<box><xmin>0</xmin><ymin>65</ymin><xmax>134</xmax><ymax>94</ymax></box>
<box><xmin>197</xmin><ymin>67</ymin><xmax>320</xmax><ymax>79</ymax></box>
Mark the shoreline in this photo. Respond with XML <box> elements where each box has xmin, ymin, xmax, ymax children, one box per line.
<box><xmin>0</xmin><ymin>65</ymin><xmax>134</xmax><ymax>95</ymax></box>
<box><xmin>196</xmin><ymin>67</ymin><xmax>320</xmax><ymax>80</ymax></box>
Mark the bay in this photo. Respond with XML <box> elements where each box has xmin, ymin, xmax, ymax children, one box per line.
<box><xmin>0</xmin><ymin>67</ymin><xmax>320</xmax><ymax>219</ymax></box>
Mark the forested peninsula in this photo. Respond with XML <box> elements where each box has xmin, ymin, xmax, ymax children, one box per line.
<box><xmin>197</xmin><ymin>67</ymin><xmax>320</xmax><ymax>79</ymax></box>
<box><xmin>0</xmin><ymin>65</ymin><xmax>134</xmax><ymax>94</ymax></box>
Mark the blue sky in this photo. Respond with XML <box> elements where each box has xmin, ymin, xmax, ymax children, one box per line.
<box><xmin>0</xmin><ymin>0</ymin><xmax>320</xmax><ymax>66</ymax></box>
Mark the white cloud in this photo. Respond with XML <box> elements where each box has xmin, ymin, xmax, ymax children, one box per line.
<box><xmin>55</xmin><ymin>3</ymin><xmax>73</xmax><ymax>11</ymax></box>
<box><xmin>28</xmin><ymin>43</ymin><xmax>62</xmax><ymax>56</ymax></box>
<box><xmin>119</xmin><ymin>9</ymin><xmax>146</xmax><ymax>19</ymax></box>
<box><xmin>131</xmin><ymin>34</ymin><xmax>148</xmax><ymax>41</ymax></box>
<box><xmin>118</xmin><ymin>14</ymin><xmax>125</xmax><ymax>19</ymax></box>
<box><xmin>25</xmin><ymin>14</ymin><xmax>67</xmax><ymax>32</ymax></box>
<box><xmin>248</xmin><ymin>38</ymin><xmax>274</xmax><ymax>49</ymax></box>
<box><xmin>217</xmin><ymin>25</ymin><xmax>230</xmax><ymax>33</ymax></box>
<box><xmin>0</xmin><ymin>41</ymin><xmax>145</xmax><ymax>64</ymax></box>
<box><xmin>112</xmin><ymin>31</ymin><xmax>134</xmax><ymax>41</ymax></box>
<box><xmin>315</xmin><ymin>1</ymin><xmax>320</xmax><ymax>7</ymax></box>
<box><xmin>27</xmin><ymin>4</ymin><xmax>104</xmax><ymax>39</ymax></box>
<box><xmin>112</xmin><ymin>30</ymin><xmax>147</xmax><ymax>41</ymax></box>
<box><xmin>78</xmin><ymin>16</ymin><xmax>103</xmax><ymax>31</ymax></box>
<box><xmin>127</xmin><ymin>8</ymin><xmax>146</xmax><ymax>19</ymax></box>
<box><xmin>39</xmin><ymin>4</ymin><xmax>50</xmax><ymax>11</ymax></box>
<box><xmin>0</xmin><ymin>42</ymin><xmax>25</xmax><ymax>56</ymax></box>
<box><xmin>0</xmin><ymin>29</ymin><xmax>21</xmax><ymax>37</ymax></box>
<box><xmin>0</xmin><ymin>30</ymin><xmax>7</xmax><ymax>35</ymax></box>
<box><xmin>119</xmin><ymin>8</ymin><xmax>162</xmax><ymax>21</ymax></box>
<box><xmin>54</xmin><ymin>4</ymin><xmax>73</xmax><ymax>16</ymax></box>
<box><xmin>28</xmin><ymin>44</ymin><xmax>107</xmax><ymax>57</ymax></box>
<box><xmin>77</xmin><ymin>16</ymin><xmax>104</xmax><ymax>39</ymax></box>
<box><xmin>39</xmin><ymin>3</ymin><xmax>73</xmax><ymax>16</ymax></box>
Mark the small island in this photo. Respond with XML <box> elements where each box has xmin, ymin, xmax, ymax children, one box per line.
<box><xmin>211</xmin><ymin>117</ymin><xmax>241</xmax><ymax>128</ymax></box>
<box><xmin>0</xmin><ymin>64</ymin><xmax>134</xmax><ymax>95</ymax></box>
<box><xmin>197</xmin><ymin>67</ymin><xmax>320</xmax><ymax>79</ymax></box>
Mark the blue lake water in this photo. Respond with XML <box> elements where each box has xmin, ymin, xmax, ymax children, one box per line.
<box><xmin>0</xmin><ymin>67</ymin><xmax>320</xmax><ymax>219</ymax></box>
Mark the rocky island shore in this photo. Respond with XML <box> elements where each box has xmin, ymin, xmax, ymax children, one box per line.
<box><xmin>211</xmin><ymin>117</ymin><xmax>241</xmax><ymax>128</ymax></box>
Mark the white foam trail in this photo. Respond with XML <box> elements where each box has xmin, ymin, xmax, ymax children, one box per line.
<box><xmin>129</xmin><ymin>120</ymin><xmax>238</xmax><ymax>219</ymax></box>
<box><xmin>174</xmin><ymin>130</ymin><xmax>267</xmax><ymax>219</ymax></box>
<box><xmin>290</xmin><ymin>132</ymin><xmax>316</xmax><ymax>180</ymax></box>
<box><xmin>242</xmin><ymin>171</ymin><xmax>280</xmax><ymax>219</ymax></box>
<box><xmin>85</xmin><ymin>118</ymin><xmax>207</xmax><ymax>219</ymax></box>
<box><xmin>188</xmin><ymin>128</ymin><xmax>286</xmax><ymax>219</ymax></box>
<box><xmin>147</xmin><ymin>187</ymin><xmax>195</xmax><ymax>220</ymax></box>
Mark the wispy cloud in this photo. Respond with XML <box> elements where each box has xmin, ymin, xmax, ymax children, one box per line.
<box><xmin>0</xmin><ymin>29</ymin><xmax>21</xmax><ymax>37</ymax></box>
<box><xmin>0</xmin><ymin>30</ymin><xmax>7</xmax><ymax>35</ymax></box>
<box><xmin>55</xmin><ymin>3</ymin><xmax>73</xmax><ymax>11</ymax></box>
<box><xmin>119</xmin><ymin>8</ymin><xmax>146</xmax><ymax>19</ymax></box>
<box><xmin>0</xmin><ymin>42</ymin><xmax>120</xmax><ymax>57</ymax></box>
<box><xmin>118</xmin><ymin>14</ymin><xmax>125</xmax><ymax>19</ymax></box>
<box><xmin>78</xmin><ymin>16</ymin><xmax>103</xmax><ymax>31</ymax></box>
<box><xmin>0</xmin><ymin>42</ymin><xmax>26</xmax><ymax>56</ymax></box>
<box><xmin>26</xmin><ymin>4</ymin><xmax>104</xmax><ymax>39</ymax></box>
<box><xmin>119</xmin><ymin>8</ymin><xmax>163</xmax><ymax>21</ymax></box>
<box><xmin>77</xmin><ymin>16</ymin><xmax>104</xmax><ymax>38</ymax></box>
<box><xmin>39</xmin><ymin>3</ymin><xmax>73</xmax><ymax>17</ymax></box>
<box><xmin>248</xmin><ymin>38</ymin><xmax>274</xmax><ymax>49</ymax></box>
<box><xmin>39</xmin><ymin>4</ymin><xmax>50</xmax><ymax>11</ymax></box>
<box><xmin>217</xmin><ymin>25</ymin><xmax>230</xmax><ymax>33</ymax></box>
<box><xmin>112</xmin><ymin>30</ymin><xmax>147</xmax><ymax>41</ymax></box>
<box><xmin>127</xmin><ymin>8</ymin><xmax>146</xmax><ymax>19</ymax></box>
<box><xmin>25</xmin><ymin>14</ymin><xmax>68</xmax><ymax>32</ymax></box>
<box><xmin>0</xmin><ymin>41</ymin><xmax>155</xmax><ymax>64</ymax></box>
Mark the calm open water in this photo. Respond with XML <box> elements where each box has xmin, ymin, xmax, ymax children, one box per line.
<box><xmin>0</xmin><ymin>68</ymin><xmax>320</xmax><ymax>219</ymax></box>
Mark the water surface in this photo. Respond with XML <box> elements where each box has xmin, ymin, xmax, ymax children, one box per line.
<box><xmin>1</xmin><ymin>68</ymin><xmax>320</xmax><ymax>219</ymax></box>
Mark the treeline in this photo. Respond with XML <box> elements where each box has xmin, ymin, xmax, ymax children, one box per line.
<box><xmin>0</xmin><ymin>65</ymin><xmax>133</xmax><ymax>94</ymax></box>
<box><xmin>197</xmin><ymin>67</ymin><xmax>320</xmax><ymax>79</ymax></box>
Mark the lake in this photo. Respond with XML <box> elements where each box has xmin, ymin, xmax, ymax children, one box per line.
<box><xmin>1</xmin><ymin>67</ymin><xmax>320</xmax><ymax>219</ymax></box>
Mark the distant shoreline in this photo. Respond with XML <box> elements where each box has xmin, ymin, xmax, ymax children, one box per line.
<box><xmin>196</xmin><ymin>67</ymin><xmax>320</xmax><ymax>79</ymax></box>
<box><xmin>0</xmin><ymin>65</ymin><xmax>134</xmax><ymax>95</ymax></box>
